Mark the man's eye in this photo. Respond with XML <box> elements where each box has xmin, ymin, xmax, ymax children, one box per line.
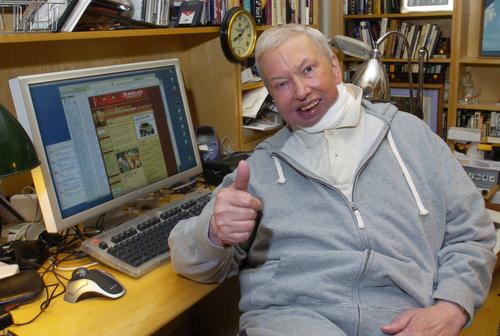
<box><xmin>303</xmin><ymin>65</ymin><xmax>314</xmax><ymax>74</ymax></box>
<box><xmin>274</xmin><ymin>81</ymin><xmax>288</xmax><ymax>89</ymax></box>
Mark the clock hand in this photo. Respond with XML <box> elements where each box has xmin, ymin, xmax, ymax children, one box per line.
<box><xmin>233</xmin><ymin>25</ymin><xmax>249</xmax><ymax>42</ymax></box>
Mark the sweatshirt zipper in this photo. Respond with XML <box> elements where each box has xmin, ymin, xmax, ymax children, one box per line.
<box><xmin>355</xmin><ymin>250</ymin><xmax>372</xmax><ymax>336</ymax></box>
<box><xmin>352</xmin><ymin>205</ymin><xmax>365</xmax><ymax>229</ymax></box>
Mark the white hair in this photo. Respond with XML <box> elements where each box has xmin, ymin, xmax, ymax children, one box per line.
<box><xmin>255</xmin><ymin>24</ymin><xmax>333</xmax><ymax>74</ymax></box>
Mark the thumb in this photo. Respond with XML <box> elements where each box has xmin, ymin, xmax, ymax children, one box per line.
<box><xmin>232</xmin><ymin>160</ymin><xmax>251</xmax><ymax>191</ymax></box>
<box><xmin>381</xmin><ymin>311</ymin><xmax>412</xmax><ymax>335</ymax></box>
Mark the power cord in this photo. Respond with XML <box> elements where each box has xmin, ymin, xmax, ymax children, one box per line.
<box><xmin>3</xmin><ymin>227</ymin><xmax>94</xmax><ymax>329</ymax></box>
<box><xmin>168</xmin><ymin>176</ymin><xmax>200</xmax><ymax>194</ymax></box>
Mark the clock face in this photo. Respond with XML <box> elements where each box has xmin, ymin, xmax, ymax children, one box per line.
<box><xmin>220</xmin><ymin>8</ymin><xmax>257</xmax><ymax>63</ymax></box>
<box><xmin>229</xmin><ymin>13</ymin><xmax>256</xmax><ymax>59</ymax></box>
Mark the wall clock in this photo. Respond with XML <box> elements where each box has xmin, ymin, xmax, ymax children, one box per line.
<box><xmin>220</xmin><ymin>7</ymin><xmax>257</xmax><ymax>63</ymax></box>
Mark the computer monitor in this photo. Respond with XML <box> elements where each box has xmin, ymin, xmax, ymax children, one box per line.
<box><xmin>9</xmin><ymin>59</ymin><xmax>202</xmax><ymax>233</ymax></box>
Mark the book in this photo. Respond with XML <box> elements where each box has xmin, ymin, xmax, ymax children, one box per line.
<box><xmin>410</xmin><ymin>28</ymin><xmax>421</xmax><ymax>59</ymax></box>
<box><xmin>175</xmin><ymin>0</ymin><xmax>203</xmax><ymax>26</ymax></box>
<box><xmin>486</xmin><ymin>136</ymin><xmax>500</xmax><ymax>144</ymax></box>
<box><xmin>273</xmin><ymin>0</ymin><xmax>283</xmax><ymax>25</ymax></box>
<box><xmin>359</xmin><ymin>21</ymin><xmax>373</xmax><ymax>48</ymax></box>
<box><xmin>254</xmin><ymin>0</ymin><xmax>264</xmax><ymax>25</ymax></box>
<box><xmin>403</xmin><ymin>23</ymin><xmax>416</xmax><ymax>59</ymax></box>
<box><xmin>264</xmin><ymin>0</ymin><xmax>271</xmax><ymax>25</ymax></box>
<box><xmin>395</xmin><ymin>21</ymin><xmax>408</xmax><ymax>58</ymax></box>
<box><xmin>347</xmin><ymin>0</ymin><xmax>355</xmax><ymax>15</ymax></box>
<box><xmin>378</xmin><ymin>17</ymin><xmax>388</xmax><ymax>55</ymax></box>
<box><xmin>384</xmin><ymin>18</ymin><xmax>399</xmax><ymax>57</ymax></box>
<box><xmin>242</xmin><ymin>0</ymin><xmax>251</xmax><ymax>13</ymax></box>
<box><xmin>372</xmin><ymin>0</ymin><xmax>381</xmax><ymax>14</ymax></box>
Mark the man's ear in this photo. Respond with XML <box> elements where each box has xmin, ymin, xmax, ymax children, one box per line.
<box><xmin>330</xmin><ymin>53</ymin><xmax>343</xmax><ymax>84</ymax></box>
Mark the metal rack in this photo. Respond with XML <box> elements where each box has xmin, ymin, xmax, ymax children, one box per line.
<box><xmin>0</xmin><ymin>0</ymin><xmax>66</xmax><ymax>32</ymax></box>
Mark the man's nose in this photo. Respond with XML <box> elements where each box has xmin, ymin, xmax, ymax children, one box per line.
<box><xmin>294</xmin><ymin>78</ymin><xmax>311</xmax><ymax>100</ymax></box>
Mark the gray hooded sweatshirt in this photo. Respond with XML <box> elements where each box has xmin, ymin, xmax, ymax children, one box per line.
<box><xmin>168</xmin><ymin>99</ymin><xmax>497</xmax><ymax>336</ymax></box>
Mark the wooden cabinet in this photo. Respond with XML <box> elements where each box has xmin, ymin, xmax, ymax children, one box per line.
<box><xmin>330</xmin><ymin>0</ymin><xmax>500</xmax><ymax>137</ymax></box>
<box><xmin>0</xmin><ymin>27</ymin><xmax>240</xmax><ymax>193</ymax></box>
<box><xmin>449</xmin><ymin>1</ymin><xmax>500</xmax><ymax>132</ymax></box>
<box><xmin>0</xmin><ymin>27</ymin><xmax>241</xmax><ymax>146</ymax></box>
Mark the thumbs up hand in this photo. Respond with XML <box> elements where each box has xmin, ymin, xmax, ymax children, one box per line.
<box><xmin>208</xmin><ymin>160</ymin><xmax>262</xmax><ymax>247</ymax></box>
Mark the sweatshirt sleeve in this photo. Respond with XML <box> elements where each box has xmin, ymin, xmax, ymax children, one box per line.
<box><xmin>168</xmin><ymin>173</ymin><xmax>249</xmax><ymax>284</ymax></box>
<box><xmin>432</xmin><ymin>139</ymin><xmax>497</xmax><ymax>320</ymax></box>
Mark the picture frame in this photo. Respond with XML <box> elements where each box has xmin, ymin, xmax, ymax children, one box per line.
<box><xmin>390</xmin><ymin>83</ymin><xmax>444</xmax><ymax>135</ymax></box>
<box><xmin>481</xmin><ymin>0</ymin><xmax>500</xmax><ymax>56</ymax></box>
<box><xmin>400</xmin><ymin>0</ymin><xmax>453</xmax><ymax>13</ymax></box>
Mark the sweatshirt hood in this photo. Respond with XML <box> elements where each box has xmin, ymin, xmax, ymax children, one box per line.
<box><xmin>258</xmin><ymin>100</ymin><xmax>428</xmax><ymax>216</ymax></box>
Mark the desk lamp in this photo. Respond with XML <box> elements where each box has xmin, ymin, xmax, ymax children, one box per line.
<box><xmin>0</xmin><ymin>102</ymin><xmax>39</xmax><ymax>179</ymax></box>
<box><xmin>0</xmin><ymin>102</ymin><xmax>41</xmax><ymax>267</ymax></box>
<box><xmin>331</xmin><ymin>32</ymin><xmax>427</xmax><ymax>119</ymax></box>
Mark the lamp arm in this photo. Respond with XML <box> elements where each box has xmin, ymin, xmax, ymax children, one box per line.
<box><xmin>417</xmin><ymin>47</ymin><xmax>429</xmax><ymax>119</ymax></box>
<box><xmin>375</xmin><ymin>31</ymin><xmax>416</xmax><ymax>116</ymax></box>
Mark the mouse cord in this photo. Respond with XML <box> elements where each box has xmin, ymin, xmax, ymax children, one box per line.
<box><xmin>12</xmin><ymin>282</ymin><xmax>61</xmax><ymax>327</ymax></box>
<box><xmin>12</xmin><ymin>254</ymin><xmax>68</xmax><ymax>326</ymax></box>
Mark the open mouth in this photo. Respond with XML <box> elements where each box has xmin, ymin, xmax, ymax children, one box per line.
<box><xmin>298</xmin><ymin>99</ymin><xmax>321</xmax><ymax>119</ymax></box>
<box><xmin>300</xmin><ymin>99</ymin><xmax>320</xmax><ymax>112</ymax></box>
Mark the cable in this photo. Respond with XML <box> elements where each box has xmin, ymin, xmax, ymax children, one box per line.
<box><xmin>7</xmin><ymin>227</ymin><xmax>93</xmax><ymax>327</ymax></box>
<box><xmin>168</xmin><ymin>176</ymin><xmax>199</xmax><ymax>194</ymax></box>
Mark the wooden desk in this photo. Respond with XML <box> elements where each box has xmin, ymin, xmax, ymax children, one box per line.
<box><xmin>8</xmin><ymin>262</ymin><xmax>218</xmax><ymax>336</ymax></box>
<box><xmin>5</xmin><ymin>185</ymin><xmax>230</xmax><ymax>335</ymax></box>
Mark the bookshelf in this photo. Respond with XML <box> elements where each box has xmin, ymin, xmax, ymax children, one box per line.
<box><xmin>331</xmin><ymin>0</ymin><xmax>456</xmax><ymax>137</ymax></box>
<box><xmin>450</xmin><ymin>1</ymin><xmax>500</xmax><ymax>139</ymax></box>
<box><xmin>331</xmin><ymin>0</ymin><xmax>500</xmax><ymax>142</ymax></box>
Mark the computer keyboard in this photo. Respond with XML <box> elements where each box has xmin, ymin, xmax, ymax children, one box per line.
<box><xmin>80</xmin><ymin>191</ymin><xmax>211</xmax><ymax>278</ymax></box>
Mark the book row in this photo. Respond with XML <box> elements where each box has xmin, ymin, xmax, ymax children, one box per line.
<box><xmin>456</xmin><ymin>110</ymin><xmax>500</xmax><ymax>140</ymax></box>
<box><xmin>241</xmin><ymin>0</ymin><xmax>314</xmax><ymax>26</ymax></box>
<box><xmin>344</xmin><ymin>0</ymin><xmax>401</xmax><ymax>15</ymax></box>
<box><xmin>346</xmin><ymin>19</ymin><xmax>448</xmax><ymax>60</ymax></box>
<box><xmin>131</xmin><ymin>0</ymin><xmax>230</xmax><ymax>26</ymax></box>
<box><xmin>345</xmin><ymin>61</ymin><xmax>448</xmax><ymax>84</ymax></box>
<box><xmin>91</xmin><ymin>0</ymin><xmax>313</xmax><ymax>30</ymax></box>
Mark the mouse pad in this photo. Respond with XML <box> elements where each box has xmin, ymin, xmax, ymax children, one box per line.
<box><xmin>0</xmin><ymin>269</ymin><xmax>44</xmax><ymax>306</ymax></box>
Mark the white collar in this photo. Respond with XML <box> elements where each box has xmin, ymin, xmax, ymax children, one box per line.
<box><xmin>294</xmin><ymin>83</ymin><xmax>363</xmax><ymax>148</ymax></box>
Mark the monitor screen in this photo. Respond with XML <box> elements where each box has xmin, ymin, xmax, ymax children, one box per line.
<box><xmin>9</xmin><ymin>59</ymin><xmax>202</xmax><ymax>233</ymax></box>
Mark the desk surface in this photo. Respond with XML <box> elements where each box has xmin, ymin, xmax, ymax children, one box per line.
<box><xmin>8</xmin><ymin>186</ymin><xmax>219</xmax><ymax>336</ymax></box>
<box><xmin>8</xmin><ymin>262</ymin><xmax>218</xmax><ymax>336</ymax></box>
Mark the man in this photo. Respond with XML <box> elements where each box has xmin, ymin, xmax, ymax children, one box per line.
<box><xmin>168</xmin><ymin>24</ymin><xmax>497</xmax><ymax>336</ymax></box>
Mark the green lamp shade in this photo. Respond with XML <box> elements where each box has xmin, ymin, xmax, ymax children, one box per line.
<box><xmin>0</xmin><ymin>102</ymin><xmax>40</xmax><ymax>177</ymax></box>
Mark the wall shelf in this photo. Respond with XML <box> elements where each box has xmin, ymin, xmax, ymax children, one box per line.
<box><xmin>242</xmin><ymin>81</ymin><xmax>264</xmax><ymax>91</ymax></box>
<box><xmin>0</xmin><ymin>27</ymin><xmax>220</xmax><ymax>44</ymax></box>
<box><xmin>457</xmin><ymin>103</ymin><xmax>500</xmax><ymax>112</ymax></box>
<box><xmin>343</xmin><ymin>12</ymin><xmax>453</xmax><ymax>20</ymax></box>
<box><xmin>343</xmin><ymin>57</ymin><xmax>450</xmax><ymax>63</ymax></box>
<box><xmin>460</xmin><ymin>57</ymin><xmax>500</xmax><ymax>66</ymax></box>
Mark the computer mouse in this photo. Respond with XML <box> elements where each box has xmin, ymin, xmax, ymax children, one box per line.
<box><xmin>64</xmin><ymin>267</ymin><xmax>126</xmax><ymax>304</ymax></box>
